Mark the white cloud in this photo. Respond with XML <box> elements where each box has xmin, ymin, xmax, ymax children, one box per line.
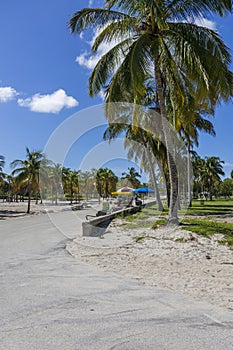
<box><xmin>98</xmin><ymin>90</ymin><xmax>105</xmax><ymax>101</ymax></box>
<box><xmin>18</xmin><ymin>89</ymin><xmax>79</xmax><ymax>114</ymax></box>
<box><xmin>0</xmin><ymin>86</ymin><xmax>18</xmax><ymax>102</ymax></box>
<box><xmin>76</xmin><ymin>26</ymin><xmax>124</xmax><ymax>71</ymax></box>
<box><xmin>194</xmin><ymin>16</ymin><xmax>216</xmax><ymax>30</ymax></box>
<box><xmin>76</xmin><ymin>50</ymin><xmax>101</xmax><ymax>70</ymax></box>
<box><xmin>88</xmin><ymin>0</ymin><xmax>94</xmax><ymax>7</ymax></box>
<box><xmin>224</xmin><ymin>162</ymin><xmax>233</xmax><ymax>168</ymax></box>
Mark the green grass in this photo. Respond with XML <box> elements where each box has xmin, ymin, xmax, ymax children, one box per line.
<box><xmin>185</xmin><ymin>198</ymin><xmax>233</xmax><ymax>216</ymax></box>
<box><xmin>181</xmin><ymin>218</ymin><xmax>233</xmax><ymax>248</ymax></box>
<box><xmin>117</xmin><ymin>199</ymin><xmax>233</xmax><ymax>249</ymax></box>
<box><xmin>123</xmin><ymin>221</ymin><xmax>153</xmax><ymax>229</ymax></box>
<box><xmin>151</xmin><ymin>218</ymin><xmax>168</xmax><ymax>229</ymax></box>
<box><xmin>125</xmin><ymin>205</ymin><xmax>168</xmax><ymax>222</ymax></box>
<box><xmin>123</xmin><ymin>205</ymin><xmax>167</xmax><ymax>229</ymax></box>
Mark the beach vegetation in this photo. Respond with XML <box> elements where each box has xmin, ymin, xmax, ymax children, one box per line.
<box><xmin>70</xmin><ymin>0</ymin><xmax>233</xmax><ymax>225</ymax></box>
<box><xmin>181</xmin><ymin>218</ymin><xmax>233</xmax><ymax>249</ymax></box>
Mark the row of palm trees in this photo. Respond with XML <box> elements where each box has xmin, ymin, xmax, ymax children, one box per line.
<box><xmin>0</xmin><ymin>149</ymin><xmax>146</xmax><ymax>213</ymax></box>
<box><xmin>69</xmin><ymin>0</ymin><xmax>233</xmax><ymax>223</ymax></box>
<box><xmin>0</xmin><ymin>148</ymin><xmax>231</xmax><ymax>215</ymax></box>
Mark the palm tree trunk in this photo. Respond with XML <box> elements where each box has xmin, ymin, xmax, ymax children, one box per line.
<box><xmin>144</xmin><ymin>144</ymin><xmax>163</xmax><ymax>211</ymax></box>
<box><xmin>155</xmin><ymin>66</ymin><xmax>179</xmax><ymax>224</ymax></box>
<box><xmin>27</xmin><ymin>191</ymin><xmax>31</xmax><ymax>214</ymax></box>
<box><xmin>70</xmin><ymin>183</ymin><xmax>73</xmax><ymax>204</ymax></box>
<box><xmin>187</xmin><ymin>148</ymin><xmax>192</xmax><ymax>207</ymax></box>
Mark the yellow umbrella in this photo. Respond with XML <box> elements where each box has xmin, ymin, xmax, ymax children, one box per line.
<box><xmin>112</xmin><ymin>191</ymin><xmax>133</xmax><ymax>195</ymax></box>
<box><xmin>112</xmin><ymin>187</ymin><xmax>134</xmax><ymax>195</ymax></box>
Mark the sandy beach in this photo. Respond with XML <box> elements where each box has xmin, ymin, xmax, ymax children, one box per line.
<box><xmin>67</xmin><ymin>217</ymin><xmax>233</xmax><ymax>312</ymax></box>
<box><xmin>1</xmin><ymin>201</ymin><xmax>233</xmax><ymax>311</ymax></box>
<box><xmin>0</xmin><ymin>200</ymin><xmax>88</xmax><ymax>218</ymax></box>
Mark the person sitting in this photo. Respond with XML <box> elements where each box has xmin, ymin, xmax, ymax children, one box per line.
<box><xmin>135</xmin><ymin>195</ymin><xmax>142</xmax><ymax>207</ymax></box>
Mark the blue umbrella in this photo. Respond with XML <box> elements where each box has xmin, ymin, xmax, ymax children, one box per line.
<box><xmin>134</xmin><ymin>187</ymin><xmax>155</xmax><ymax>194</ymax></box>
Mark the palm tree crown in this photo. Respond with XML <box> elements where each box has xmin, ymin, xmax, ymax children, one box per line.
<box><xmin>70</xmin><ymin>0</ymin><xmax>232</xmax><ymax>223</ymax></box>
<box><xmin>11</xmin><ymin>148</ymin><xmax>45</xmax><ymax>213</ymax></box>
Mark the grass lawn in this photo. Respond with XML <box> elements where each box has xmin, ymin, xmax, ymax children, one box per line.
<box><xmin>123</xmin><ymin>198</ymin><xmax>233</xmax><ymax>248</ymax></box>
<box><xmin>186</xmin><ymin>198</ymin><xmax>233</xmax><ymax>216</ymax></box>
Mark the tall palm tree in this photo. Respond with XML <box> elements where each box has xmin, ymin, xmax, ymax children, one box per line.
<box><xmin>62</xmin><ymin>168</ymin><xmax>81</xmax><ymax>204</ymax></box>
<box><xmin>0</xmin><ymin>155</ymin><xmax>5</xmax><ymax>172</ymax></box>
<box><xmin>0</xmin><ymin>156</ymin><xmax>6</xmax><ymax>196</ymax></box>
<box><xmin>11</xmin><ymin>148</ymin><xmax>45</xmax><ymax>213</ymax></box>
<box><xmin>48</xmin><ymin>163</ymin><xmax>63</xmax><ymax>204</ymax></box>
<box><xmin>200</xmin><ymin>156</ymin><xmax>225</xmax><ymax>200</ymax></box>
<box><xmin>178</xmin><ymin>101</ymin><xmax>216</xmax><ymax>207</ymax></box>
<box><xmin>70</xmin><ymin>0</ymin><xmax>232</xmax><ymax>224</ymax></box>
<box><xmin>104</xmin><ymin>122</ymin><xmax>164</xmax><ymax>210</ymax></box>
<box><xmin>80</xmin><ymin>170</ymin><xmax>96</xmax><ymax>200</ymax></box>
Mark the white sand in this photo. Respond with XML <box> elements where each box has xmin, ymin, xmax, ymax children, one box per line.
<box><xmin>0</xmin><ymin>200</ymin><xmax>90</xmax><ymax>218</ymax></box>
<box><xmin>67</xmin><ymin>218</ymin><xmax>233</xmax><ymax>311</ymax></box>
<box><xmin>2</xmin><ymin>201</ymin><xmax>233</xmax><ymax>311</ymax></box>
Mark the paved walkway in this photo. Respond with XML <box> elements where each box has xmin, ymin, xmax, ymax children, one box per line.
<box><xmin>0</xmin><ymin>212</ymin><xmax>232</xmax><ymax>349</ymax></box>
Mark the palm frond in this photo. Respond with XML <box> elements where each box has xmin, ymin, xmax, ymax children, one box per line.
<box><xmin>89</xmin><ymin>37</ymin><xmax>133</xmax><ymax>96</ymax></box>
<box><xmin>166</xmin><ymin>0</ymin><xmax>232</xmax><ymax>22</ymax></box>
<box><xmin>168</xmin><ymin>22</ymin><xmax>232</xmax><ymax>100</ymax></box>
<box><xmin>92</xmin><ymin>18</ymin><xmax>136</xmax><ymax>53</ymax></box>
<box><xmin>69</xmin><ymin>8</ymin><xmax>131</xmax><ymax>34</ymax></box>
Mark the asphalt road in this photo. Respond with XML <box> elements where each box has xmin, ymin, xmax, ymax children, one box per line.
<box><xmin>0</xmin><ymin>212</ymin><xmax>233</xmax><ymax>349</ymax></box>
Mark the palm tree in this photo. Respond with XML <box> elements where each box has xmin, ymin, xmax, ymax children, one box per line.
<box><xmin>0</xmin><ymin>155</ymin><xmax>5</xmax><ymax>172</ymax></box>
<box><xmin>48</xmin><ymin>163</ymin><xmax>63</xmax><ymax>204</ymax></box>
<box><xmin>121</xmin><ymin>167</ymin><xmax>141</xmax><ymax>188</ymax></box>
<box><xmin>70</xmin><ymin>0</ymin><xmax>232</xmax><ymax>224</ymax></box>
<box><xmin>177</xmin><ymin>100</ymin><xmax>216</xmax><ymax>207</ymax></box>
<box><xmin>0</xmin><ymin>156</ymin><xmax>6</xmax><ymax>198</ymax></box>
<box><xmin>104</xmin><ymin>122</ymin><xmax>164</xmax><ymax>210</ymax></box>
<box><xmin>11</xmin><ymin>148</ymin><xmax>45</xmax><ymax>213</ymax></box>
<box><xmin>126</xmin><ymin>138</ymin><xmax>166</xmax><ymax>211</ymax></box>
<box><xmin>96</xmin><ymin>168</ymin><xmax>118</xmax><ymax>198</ymax></box>
<box><xmin>62</xmin><ymin>168</ymin><xmax>81</xmax><ymax>204</ymax></box>
<box><xmin>200</xmin><ymin>156</ymin><xmax>225</xmax><ymax>200</ymax></box>
<box><xmin>80</xmin><ymin>170</ymin><xmax>96</xmax><ymax>200</ymax></box>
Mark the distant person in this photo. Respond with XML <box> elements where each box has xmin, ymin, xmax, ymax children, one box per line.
<box><xmin>135</xmin><ymin>195</ymin><xmax>142</xmax><ymax>207</ymax></box>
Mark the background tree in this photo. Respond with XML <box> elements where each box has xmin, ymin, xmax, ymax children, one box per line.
<box><xmin>200</xmin><ymin>156</ymin><xmax>225</xmax><ymax>200</ymax></box>
<box><xmin>80</xmin><ymin>170</ymin><xmax>97</xmax><ymax>200</ymax></box>
<box><xmin>121</xmin><ymin>167</ymin><xmax>141</xmax><ymax>188</ymax></box>
<box><xmin>96</xmin><ymin>168</ymin><xmax>118</xmax><ymax>198</ymax></box>
<box><xmin>62</xmin><ymin>168</ymin><xmax>81</xmax><ymax>204</ymax></box>
<box><xmin>11</xmin><ymin>148</ymin><xmax>45</xmax><ymax>213</ymax></box>
<box><xmin>48</xmin><ymin>163</ymin><xmax>63</xmax><ymax>204</ymax></box>
<box><xmin>219</xmin><ymin>178</ymin><xmax>233</xmax><ymax>198</ymax></box>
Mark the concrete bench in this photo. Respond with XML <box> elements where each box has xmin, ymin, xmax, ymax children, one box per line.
<box><xmin>82</xmin><ymin>206</ymin><xmax>139</xmax><ymax>237</ymax></box>
<box><xmin>82</xmin><ymin>200</ymin><xmax>157</xmax><ymax>237</ymax></box>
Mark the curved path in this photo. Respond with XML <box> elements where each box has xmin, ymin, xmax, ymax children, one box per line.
<box><xmin>0</xmin><ymin>212</ymin><xmax>233</xmax><ymax>349</ymax></box>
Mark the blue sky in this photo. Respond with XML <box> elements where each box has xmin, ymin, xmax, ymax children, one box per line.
<box><xmin>0</xmin><ymin>0</ymin><xmax>233</xmax><ymax>178</ymax></box>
